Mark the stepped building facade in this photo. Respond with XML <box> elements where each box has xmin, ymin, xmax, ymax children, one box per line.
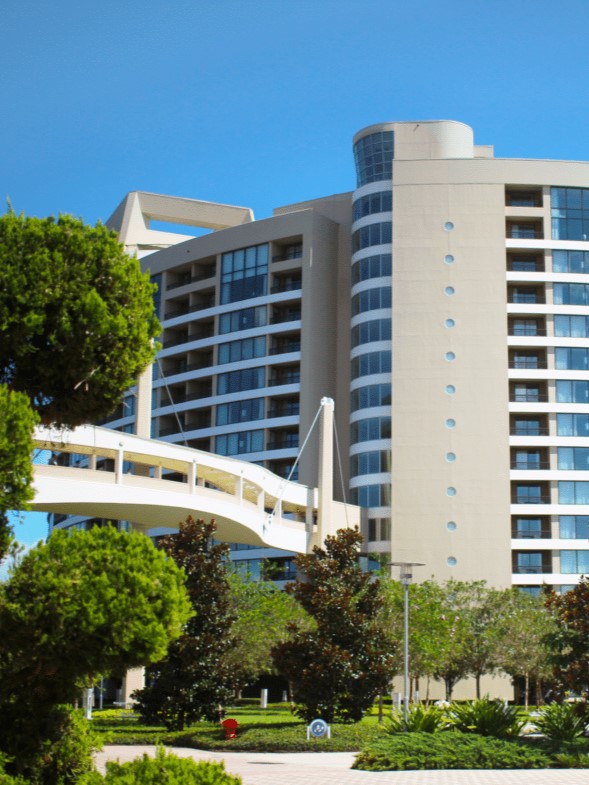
<box><xmin>53</xmin><ymin>119</ymin><xmax>589</xmax><ymax>593</ymax></box>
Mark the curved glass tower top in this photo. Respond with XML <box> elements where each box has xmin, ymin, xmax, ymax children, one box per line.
<box><xmin>353</xmin><ymin>131</ymin><xmax>394</xmax><ymax>187</ymax></box>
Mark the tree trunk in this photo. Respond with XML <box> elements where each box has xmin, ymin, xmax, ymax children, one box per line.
<box><xmin>524</xmin><ymin>672</ymin><xmax>530</xmax><ymax>711</ymax></box>
<box><xmin>536</xmin><ymin>678</ymin><xmax>543</xmax><ymax>706</ymax></box>
<box><xmin>378</xmin><ymin>694</ymin><xmax>384</xmax><ymax>723</ymax></box>
<box><xmin>475</xmin><ymin>673</ymin><xmax>481</xmax><ymax>700</ymax></box>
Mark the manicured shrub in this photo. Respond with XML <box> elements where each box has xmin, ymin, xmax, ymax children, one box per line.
<box><xmin>533</xmin><ymin>702</ymin><xmax>588</xmax><ymax>743</ymax></box>
<box><xmin>80</xmin><ymin>747</ymin><xmax>242</xmax><ymax>784</ymax></box>
<box><xmin>387</xmin><ymin>704</ymin><xmax>449</xmax><ymax>733</ymax></box>
<box><xmin>448</xmin><ymin>698</ymin><xmax>527</xmax><ymax>738</ymax></box>
<box><xmin>353</xmin><ymin>732</ymin><xmax>552</xmax><ymax>771</ymax></box>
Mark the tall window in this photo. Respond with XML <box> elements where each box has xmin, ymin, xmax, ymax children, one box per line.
<box><xmin>219</xmin><ymin>305</ymin><xmax>267</xmax><ymax>334</ymax></box>
<box><xmin>552</xmin><ymin>188</ymin><xmax>589</xmax><ymax>241</ymax></box>
<box><xmin>353</xmin><ymin>131</ymin><xmax>394</xmax><ymax>187</ymax></box>
<box><xmin>555</xmin><ymin>348</ymin><xmax>589</xmax><ymax>371</ymax></box>
<box><xmin>560</xmin><ymin>516</ymin><xmax>589</xmax><ymax>539</ymax></box>
<box><xmin>216</xmin><ymin>398</ymin><xmax>265</xmax><ymax>426</ymax></box>
<box><xmin>351</xmin><ymin>383</ymin><xmax>391</xmax><ymax>411</ymax></box>
<box><xmin>352</xmin><ymin>254</ymin><xmax>392</xmax><ymax>284</ymax></box>
<box><xmin>221</xmin><ymin>244</ymin><xmax>268</xmax><ymax>305</ymax></box>
<box><xmin>218</xmin><ymin>336</ymin><xmax>266</xmax><ymax>364</ymax></box>
<box><xmin>217</xmin><ymin>367</ymin><xmax>265</xmax><ymax>395</ymax></box>
<box><xmin>556</xmin><ymin>381</ymin><xmax>589</xmax><ymax>403</ymax></box>
<box><xmin>215</xmin><ymin>430</ymin><xmax>264</xmax><ymax>456</ymax></box>
<box><xmin>352</xmin><ymin>222</ymin><xmax>392</xmax><ymax>253</ymax></box>
<box><xmin>553</xmin><ymin>250</ymin><xmax>589</xmax><ymax>273</ymax></box>
<box><xmin>352</xmin><ymin>191</ymin><xmax>392</xmax><ymax>221</ymax></box>
<box><xmin>560</xmin><ymin>551</ymin><xmax>589</xmax><ymax>573</ymax></box>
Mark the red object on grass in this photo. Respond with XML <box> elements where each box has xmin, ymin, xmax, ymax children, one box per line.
<box><xmin>221</xmin><ymin>718</ymin><xmax>239</xmax><ymax>739</ymax></box>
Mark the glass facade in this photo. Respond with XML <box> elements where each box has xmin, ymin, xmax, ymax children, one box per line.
<box><xmin>221</xmin><ymin>244</ymin><xmax>268</xmax><ymax>304</ymax></box>
<box><xmin>352</xmin><ymin>191</ymin><xmax>392</xmax><ymax>221</ymax></box>
<box><xmin>552</xmin><ymin>188</ymin><xmax>589</xmax><ymax>241</ymax></box>
<box><xmin>217</xmin><ymin>367</ymin><xmax>265</xmax><ymax>395</ymax></box>
<box><xmin>557</xmin><ymin>414</ymin><xmax>589</xmax><ymax>437</ymax></box>
<box><xmin>216</xmin><ymin>398</ymin><xmax>265</xmax><ymax>426</ymax></box>
<box><xmin>558</xmin><ymin>447</ymin><xmax>589</xmax><ymax>470</ymax></box>
<box><xmin>351</xmin><ymin>450</ymin><xmax>391</xmax><ymax>475</ymax></box>
<box><xmin>559</xmin><ymin>481</ymin><xmax>589</xmax><ymax>504</ymax></box>
<box><xmin>553</xmin><ymin>284</ymin><xmax>589</xmax><ymax>306</ymax></box>
<box><xmin>351</xmin><ymin>350</ymin><xmax>392</xmax><ymax>379</ymax></box>
<box><xmin>218</xmin><ymin>336</ymin><xmax>266</xmax><ymax>364</ymax></box>
<box><xmin>556</xmin><ymin>381</ymin><xmax>589</xmax><ymax>403</ymax></box>
<box><xmin>552</xmin><ymin>249</ymin><xmax>589</xmax><ymax>273</ymax></box>
<box><xmin>560</xmin><ymin>516</ymin><xmax>589</xmax><ymax>538</ymax></box>
<box><xmin>353</xmin><ymin>131</ymin><xmax>394</xmax><ymax>187</ymax></box>
<box><xmin>352</xmin><ymin>253</ymin><xmax>392</xmax><ymax>284</ymax></box>
<box><xmin>351</xmin><ymin>383</ymin><xmax>391</xmax><ymax>411</ymax></box>
<box><xmin>216</xmin><ymin>429</ymin><xmax>264</xmax><ymax>456</ymax></box>
<box><xmin>555</xmin><ymin>348</ymin><xmax>589</xmax><ymax>371</ymax></box>
<box><xmin>351</xmin><ymin>417</ymin><xmax>391</xmax><ymax>443</ymax></box>
<box><xmin>554</xmin><ymin>315</ymin><xmax>589</xmax><ymax>337</ymax></box>
<box><xmin>352</xmin><ymin>222</ymin><xmax>392</xmax><ymax>252</ymax></box>
<box><xmin>351</xmin><ymin>287</ymin><xmax>392</xmax><ymax>315</ymax></box>
<box><xmin>560</xmin><ymin>550</ymin><xmax>589</xmax><ymax>573</ymax></box>
<box><xmin>352</xmin><ymin>318</ymin><xmax>392</xmax><ymax>347</ymax></box>
<box><xmin>219</xmin><ymin>305</ymin><xmax>267</xmax><ymax>334</ymax></box>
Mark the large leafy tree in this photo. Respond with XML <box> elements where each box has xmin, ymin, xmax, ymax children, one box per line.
<box><xmin>545</xmin><ymin>577</ymin><xmax>589</xmax><ymax>695</ymax></box>
<box><xmin>0</xmin><ymin>211</ymin><xmax>159</xmax><ymax>427</ymax></box>
<box><xmin>134</xmin><ymin>518</ymin><xmax>237</xmax><ymax>730</ymax></box>
<box><xmin>0</xmin><ymin>526</ymin><xmax>191</xmax><ymax>781</ymax></box>
<box><xmin>0</xmin><ymin>210</ymin><xmax>160</xmax><ymax>557</ymax></box>
<box><xmin>0</xmin><ymin>386</ymin><xmax>39</xmax><ymax>556</ymax></box>
<box><xmin>272</xmin><ymin>527</ymin><xmax>396</xmax><ymax>723</ymax></box>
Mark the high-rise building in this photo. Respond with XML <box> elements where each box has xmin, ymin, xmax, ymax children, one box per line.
<box><xmin>52</xmin><ymin>119</ymin><xmax>589</xmax><ymax>594</ymax></box>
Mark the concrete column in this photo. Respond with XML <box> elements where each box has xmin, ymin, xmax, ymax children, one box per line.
<box><xmin>135</xmin><ymin>362</ymin><xmax>153</xmax><ymax>439</ymax></box>
<box><xmin>316</xmin><ymin>397</ymin><xmax>335</xmax><ymax>546</ymax></box>
<box><xmin>121</xmin><ymin>667</ymin><xmax>145</xmax><ymax>708</ymax></box>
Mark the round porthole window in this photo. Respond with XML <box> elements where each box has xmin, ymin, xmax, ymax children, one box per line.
<box><xmin>445</xmin><ymin>351</ymin><xmax>455</xmax><ymax>361</ymax></box>
<box><xmin>444</xmin><ymin>254</ymin><xmax>455</xmax><ymax>264</ymax></box>
<box><xmin>444</xmin><ymin>222</ymin><xmax>454</xmax><ymax>231</ymax></box>
<box><xmin>447</xmin><ymin>521</ymin><xmax>457</xmax><ymax>532</ymax></box>
<box><xmin>446</xmin><ymin>419</ymin><xmax>456</xmax><ymax>428</ymax></box>
<box><xmin>445</xmin><ymin>319</ymin><xmax>455</xmax><ymax>328</ymax></box>
<box><xmin>447</xmin><ymin>556</ymin><xmax>457</xmax><ymax>567</ymax></box>
<box><xmin>445</xmin><ymin>286</ymin><xmax>455</xmax><ymax>296</ymax></box>
<box><xmin>446</xmin><ymin>452</ymin><xmax>456</xmax><ymax>462</ymax></box>
<box><xmin>447</xmin><ymin>486</ymin><xmax>457</xmax><ymax>497</ymax></box>
<box><xmin>445</xmin><ymin>385</ymin><xmax>456</xmax><ymax>394</ymax></box>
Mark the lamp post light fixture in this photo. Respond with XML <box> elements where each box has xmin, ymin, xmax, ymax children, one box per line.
<box><xmin>389</xmin><ymin>561</ymin><xmax>424</xmax><ymax>730</ymax></box>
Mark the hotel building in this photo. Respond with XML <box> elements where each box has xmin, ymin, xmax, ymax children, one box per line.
<box><xmin>53</xmin><ymin>119</ymin><xmax>589</xmax><ymax>593</ymax></box>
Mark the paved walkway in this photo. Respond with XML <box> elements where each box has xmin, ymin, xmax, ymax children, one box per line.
<box><xmin>97</xmin><ymin>745</ymin><xmax>588</xmax><ymax>785</ymax></box>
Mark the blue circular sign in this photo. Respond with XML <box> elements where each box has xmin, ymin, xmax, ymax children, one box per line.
<box><xmin>309</xmin><ymin>718</ymin><xmax>328</xmax><ymax>738</ymax></box>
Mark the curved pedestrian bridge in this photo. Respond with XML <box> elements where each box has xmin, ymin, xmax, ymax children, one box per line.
<box><xmin>32</xmin><ymin>425</ymin><xmax>357</xmax><ymax>553</ymax></box>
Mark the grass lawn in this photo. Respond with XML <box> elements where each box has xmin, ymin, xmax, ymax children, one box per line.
<box><xmin>91</xmin><ymin>702</ymin><xmax>385</xmax><ymax>752</ymax></box>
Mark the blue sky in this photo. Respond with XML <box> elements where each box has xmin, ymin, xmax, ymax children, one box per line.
<box><xmin>3</xmin><ymin>0</ymin><xmax>589</xmax><ymax>545</ymax></box>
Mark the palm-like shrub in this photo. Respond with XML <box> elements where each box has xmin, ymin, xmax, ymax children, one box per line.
<box><xmin>448</xmin><ymin>698</ymin><xmax>527</xmax><ymax>738</ymax></box>
<box><xmin>533</xmin><ymin>702</ymin><xmax>588</xmax><ymax>742</ymax></box>
<box><xmin>388</xmin><ymin>704</ymin><xmax>449</xmax><ymax>734</ymax></box>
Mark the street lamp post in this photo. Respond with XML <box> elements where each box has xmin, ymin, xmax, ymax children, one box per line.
<box><xmin>390</xmin><ymin>561</ymin><xmax>424</xmax><ymax>730</ymax></box>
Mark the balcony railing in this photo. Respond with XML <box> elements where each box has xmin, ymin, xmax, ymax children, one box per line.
<box><xmin>507</xmin><ymin>227</ymin><xmax>544</xmax><ymax>240</ymax></box>
<box><xmin>267</xmin><ymin>437</ymin><xmax>299</xmax><ymax>450</ymax></box>
<box><xmin>508</xmin><ymin>294</ymin><xmax>546</xmax><ymax>304</ymax></box>
<box><xmin>509</xmin><ymin>327</ymin><xmax>547</xmax><ymax>336</ymax></box>
<box><xmin>270</xmin><ymin>279</ymin><xmax>302</xmax><ymax>294</ymax></box>
<box><xmin>166</xmin><ymin>270</ymin><xmax>216</xmax><ymax>291</ymax></box>
<box><xmin>267</xmin><ymin>405</ymin><xmax>300</xmax><ymax>418</ymax></box>
<box><xmin>510</xmin><ymin>426</ymin><xmax>550</xmax><ymax>436</ymax></box>
<box><xmin>511</xmin><ymin>461</ymin><xmax>551</xmax><ymax>470</ymax></box>
<box><xmin>268</xmin><ymin>374</ymin><xmax>301</xmax><ymax>386</ymax></box>
<box><xmin>269</xmin><ymin>343</ymin><xmax>301</xmax><ymax>355</ymax></box>
<box><xmin>162</xmin><ymin>328</ymin><xmax>214</xmax><ymax>348</ymax></box>
<box><xmin>509</xmin><ymin>359</ymin><xmax>548</xmax><ymax>369</ymax></box>
<box><xmin>512</xmin><ymin>495</ymin><xmax>551</xmax><ymax>504</ymax></box>
<box><xmin>510</xmin><ymin>392</ymin><xmax>548</xmax><ymax>402</ymax></box>
<box><xmin>270</xmin><ymin>312</ymin><xmax>301</xmax><ymax>324</ymax></box>
<box><xmin>514</xmin><ymin>565</ymin><xmax>549</xmax><ymax>574</ymax></box>
<box><xmin>507</xmin><ymin>260</ymin><xmax>544</xmax><ymax>272</ymax></box>
<box><xmin>164</xmin><ymin>300</ymin><xmax>215</xmax><ymax>319</ymax></box>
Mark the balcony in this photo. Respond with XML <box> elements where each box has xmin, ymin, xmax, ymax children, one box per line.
<box><xmin>162</xmin><ymin>325</ymin><xmax>214</xmax><ymax>348</ymax></box>
<box><xmin>510</xmin><ymin>426</ymin><xmax>549</xmax><ymax>436</ymax></box>
<box><xmin>512</xmin><ymin>494</ymin><xmax>551</xmax><ymax>504</ymax></box>
<box><xmin>270</xmin><ymin>309</ymin><xmax>301</xmax><ymax>325</ymax></box>
<box><xmin>269</xmin><ymin>341</ymin><xmax>301</xmax><ymax>355</ymax></box>
<box><xmin>507</xmin><ymin>221</ymin><xmax>544</xmax><ymax>240</ymax></box>
<box><xmin>511</xmin><ymin>460</ymin><xmax>551</xmax><ymax>470</ymax></box>
<box><xmin>508</xmin><ymin>291</ymin><xmax>546</xmax><ymax>305</ymax></box>
<box><xmin>508</xmin><ymin>324</ymin><xmax>547</xmax><ymax>337</ymax></box>
<box><xmin>509</xmin><ymin>357</ymin><xmax>547</xmax><ymax>370</ymax></box>
<box><xmin>267</xmin><ymin>403</ymin><xmax>300</xmax><ymax>418</ymax></box>
<box><xmin>510</xmin><ymin>392</ymin><xmax>548</xmax><ymax>402</ymax></box>
<box><xmin>506</xmin><ymin>189</ymin><xmax>543</xmax><ymax>208</ymax></box>
<box><xmin>270</xmin><ymin>278</ymin><xmax>302</xmax><ymax>294</ymax></box>
<box><xmin>166</xmin><ymin>268</ymin><xmax>216</xmax><ymax>291</ymax></box>
<box><xmin>267</xmin><ymin>435</ymin><xmax>299</xmax><ymax>450</ymax></box>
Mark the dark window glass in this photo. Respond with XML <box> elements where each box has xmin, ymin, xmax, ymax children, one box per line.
<box><xmin>219</xmin><ymin>305</ymin><xmax>267</xmax><ymax>334</ymax></box>
<box><xmin>352</xmin><ymin>254</ymin><xmax>392</xmax><ymax>284</ymax></box>
<box><xmin>352</xmin><ymin>222</ymin><xmax>392</xmax><ymax>253</ymax></box>
<box><xmin>352</xmin><ymin>191</ymin><xmax>392</xmax><ymax>221</ymax></box>
<box><xmin>552</xmin><ymin>188</ymin><xmax>589</xmax><ymax>240</ymax></box>
<box><xmin>217</xmin><ymin>367</ymin><xmax>265</xmax><ymax>395</ymax></box>
<box><xmin>351</xmin><ymin>287</ymin><xmax>391</xmax><ymax>316</ymax></box>
<box><xmin>351</xmin><ymin>383</ymin><xmax>392</xmax><ymax>411</ymax></box>
<box><xmin>353</xmin><ymin>131</ymin><xmax>394</xmax><ymax>187</ymax></box>
<box><xmin>351</xmin><ymin>318</ymin><xmax>392</xmax><ymax>347</ymax></box>
<box><xmin>221</xmin><ymin>244</ymin><xmax>268</xmax><ymax>304</ymax></box>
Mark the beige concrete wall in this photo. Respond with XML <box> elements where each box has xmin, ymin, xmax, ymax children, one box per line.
<box><xmin>391</xmin><ymin>160</ymin><xmax>512</xmax><ymax>587</ymax></box>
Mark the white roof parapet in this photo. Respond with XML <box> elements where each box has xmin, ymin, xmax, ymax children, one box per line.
<box><xmin>106</xmin><ymin>191</ymin><xmax>254</xmax><ymax>253</ymax></box>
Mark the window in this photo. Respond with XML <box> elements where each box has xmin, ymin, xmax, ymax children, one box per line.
<box><xmin>517</xmin><ymin>553</ymin><xmax>544</xmax><ymax>574</ymax></box>
<box><xmin>553</xmin><ymin>284</ymin><xmax>589</xmax><ymax>306</ymax></box>
<box><xmin>512</xmin><ymin>384</ymin><xmax>541</xmax><ymax>402</ymax></box>
<box><xmin>352</xmin><ymin>222</ymin><xmax>393</xmax><ymax>252</ymax></box>
<box><xmin>216</xmin><ymin>398</ymin><xmax>265</xmax><ymax>426</ymax></box>
<box><xmin>557</xmin><ymin>414</ymin><xmax>589</xmax><ymax>437</ymax></box>
<box><xmin>513</xmin><ymin>450</ymin><xmax>542</xmax><ymax>469</ymax></box>
<box><xmin>221</xmin><ymin>244</ymin><xmax>268</xmax><ymax>304</ymax></box>
<box><xmin>560</xmin><ymin>550</ymin><xmax>589</xmax><ymax>574</ymax></box>
<box><xmin>351</xmin><ymin>450</ymin><xmax>391</xmax><ymax>476</ymax></box>
<box><xmin>556</xmin><ymin>381</ymin><xmax>589</xmax><ymax>404</ymax></box>
<box><xmin>353</xmin><ymin>131</ymin><xmax>394</xmax><ymax>187</ymax></box>
<box><xmin>353</xmin><ymin>191</ymin><xmax>392</xmax><ymax>221</ymax></box>
<box><xmin>560</xmin><ymin>516</ymin><xmax>589</xmax><ymax>539</ymax></box>
<box><xmin>351</xmin><ymin>383</ymin><xmax>391</xmax><ymax>411</ymax></box>
<box><xmin>351</xmin><ymin>318</ymin><xmax>391</xmax><ymax>347</ymax></box>
<box><xmin>559</xmin><ymin>481</ymin><xmax>589</xmax><ymax>504</ymax></box>
<box><xmin>351</xmin><ymin>287</ymin><xmax>391</xmax><ymax>315</ymax></box>
<box><xmin>218</xmin><ymin>336</ymin><xmax>266</xmax><ymax>364</ymax></box>
<box><xmin>219</xmin><ymin>305</ymin><xmax>267</xmax><ymax>334</ymax></box>
<box><xmin>351</xmin><ymin>417</ymin><xmax>391</xmax><ymax>444</ymax></box>
<box><xmin>554</xmin><ymin>315</ymin><xmax>589</xmax><ymax>338</ymax></box>
<box><xmin>514</xmin><ymin>485</ymin><xmax>546</xmax><ymax>504</ymax></box>
<box><xmin>512</xmin><ymin>418</ymin><xmax>544</xmax><ymax>436</ymax></box>
<box><xmin>352</xmin><ymin>484</ymin><xmax>391</xmax><ymax>508</ymax></box>
<box><xmin>351</xmin><ymin>350</ymin><xmax>391</xmax><ymax>379</ymax></box>
<box><xmin>368</xmin><ymin>517</ymin><xmax>391</xmax><ymax>542</ymax></box>
<box><xmin>511</xmin><ymin>319</ymin><xmax>540</xmax><ymax>336</ymax></box>
<box><xmin>514</xmin><ymin>518</ymin><xmax>543</xmax><ymax>538</ymax></box>
<box><xmin>555</xmin><ymin>348</ymin><xmax>589</xmax><ymax>371</ymax></box>
<box><xmin>552</xmin><ymin>187</ymin><xmax>589</xmax><ymax>240</ymax></box>
<box><xmin>352</xmin><ymin>254</ymin><xmax>392</xmax><ymax>284</ymax></box>
<box><xmin>553</xmin><ymin>249</ymin><xmax>589</xmax><ymax>273</ymax></box>
<box><xmin>215</xmin><ymin>429</ymin><xmax>264</xmax><ymax>456</ymax></box>
<box><xmin>217</xmin><ymin>367</ymin><xmax>265</xmax><ymax>395</ymax></box>
<box><xmin>558</xmin><ymin>447</ymin><xmax>589</xmax><ymax>470</ymax></box>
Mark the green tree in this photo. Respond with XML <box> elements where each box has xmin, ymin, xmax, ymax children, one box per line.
<box><xmin>495</xmin><ymin>589</ymin><xmax>555</xmax><ymax>709</ymax></box>
<box><xmin>0</xmin><ymin>386</ymin><xmax>39</xmax><ymax>556</ymax></box>
<box><xmin>0</xmin><ymin>210</ymin><xmax>160</xmax><ymax>557</ymax></box>
<box><xmin>0</xmin><ymin>211</ymin><xmax>159</xmax><ymax>427</ymax></box>
<box><xmin>0</xmin><ymin>526</ymin><xmax>191</xmax><ymax>782</ymax></box>
<box><xmin>272</xmin><ymin>527</ymin><xmax>396</xmax><ymax>723</ymax></box>
<box><xmin>134</xmin><ymin>518</ymin><xmax>237</xmax><ymax>730</ymax></box>
<box><xmin>545</xmin><ymin>577</ymin><xmax>589</xmax><ymax>695</ymax></box>
<box><xmin>226</xmin><ymin>570</ymin><xmax>310</xmax><ymax>693</ymax></box>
